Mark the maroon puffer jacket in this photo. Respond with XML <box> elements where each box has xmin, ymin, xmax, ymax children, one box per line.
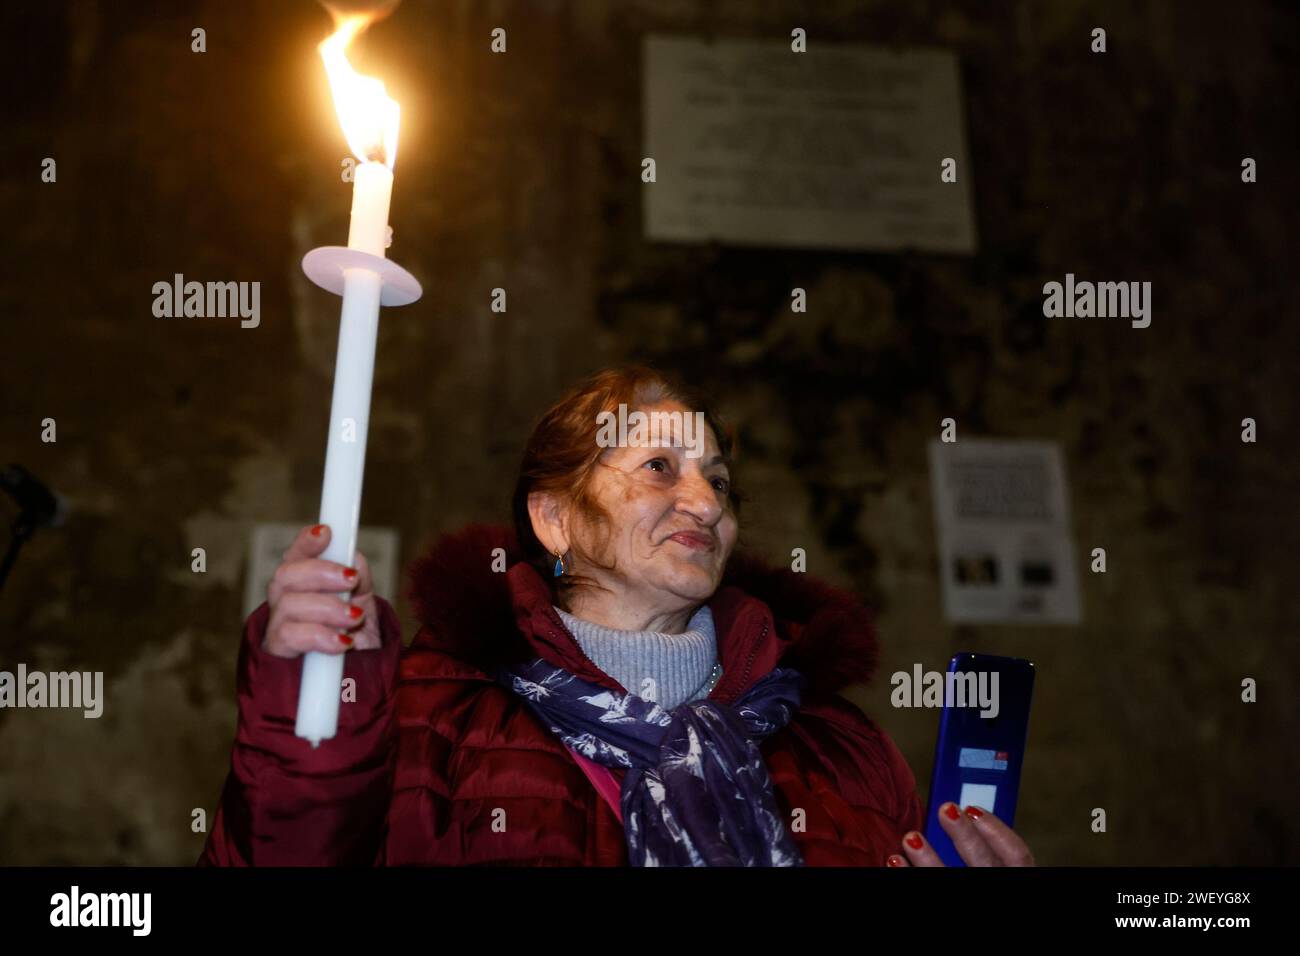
<box><xmin>200</xmin><ymin>524</ymin><xmax>922</xmax><ymax>866</ymax></box>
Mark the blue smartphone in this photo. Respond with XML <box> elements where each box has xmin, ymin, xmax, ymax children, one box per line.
<box><xmin>923</xmin><ymin>653</ymin><xmax>1035</xmax><ymax>866</ymax></box>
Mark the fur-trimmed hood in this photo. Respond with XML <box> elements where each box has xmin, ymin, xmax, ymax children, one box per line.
<box><xmin>403</xmin><ymin>523</ymin><xmax>881</xmax><ymax>699</ymax></box>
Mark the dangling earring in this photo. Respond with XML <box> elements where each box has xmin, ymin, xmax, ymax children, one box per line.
<box><xmin>553</xmin><ymin>549</ymin><xmax>568</xmax><ymax>577</ymax></box>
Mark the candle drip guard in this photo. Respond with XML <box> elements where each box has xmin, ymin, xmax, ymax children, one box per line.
<box><xmin>302</xmin><ymin>246</ymin><xmax>422</xmax><ymax>306</ymax></box>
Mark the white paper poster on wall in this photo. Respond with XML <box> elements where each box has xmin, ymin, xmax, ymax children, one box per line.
<box><xmin>242</xmin><ymin>523</ymin><xmax>400</xmax><ymax>620</ymax></box>
<box><xmin>927</xmin><ymin>439</ymin><xmax>1081</xmax><ymax>625</ymax></box>
<box><xmin>642</xmin><ymin>35</ymin><xmax>977</xmax><ymax>254</ymax></box>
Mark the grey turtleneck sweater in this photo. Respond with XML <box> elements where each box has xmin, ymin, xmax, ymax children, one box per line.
<box><xmin>553</xmin><ymin>604</ymin><xmax>720</xmax><ymax>710</ymax></box>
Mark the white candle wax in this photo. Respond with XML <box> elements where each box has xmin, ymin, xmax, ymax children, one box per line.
<box><xmin>294</xmin><ymin>160</ymin><xmax>393</xmax><ymax>747</ymax></box>
<box><xmin>347</xmin><ymin>161</ymin><xmax>394</xmax><ymax>256</ymax></box>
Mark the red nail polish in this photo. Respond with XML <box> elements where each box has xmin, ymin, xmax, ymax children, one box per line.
<box><xmin>944</xmin><ymin>803</ymin><xmax>961</xmax><ymax>821</ymax></box>
<box><xmin>338</xmin><ymin>633</ymin><xmax>353</xmax><ymax>646</ymax></box>
<box><xmin>905</xmin><ymin>832</ymin><xmax>923</xmax><ymax>850</ymax></box>
<box><xmin>964</xmin><ymin>806</ymin><xmax>985</xmax><ymax>820</ymax></box>
<box><xmin>348</xmin><ymin>605</ymin><xmax>363</xmax><ymax>619</ymax></box>
<box><xmin>342</xmin><ymin>568</ymin><xmax>358</xmax><ymax>582</ymax></box>
<box><xmin>886</xmin><ymin>855</ymin><xmax>905</xmax><ymax>867</ymax></box>
<box><xmin>311</xmin><ymin>524</ymin><xmax>325</xmax><ymax>536</ymax></box>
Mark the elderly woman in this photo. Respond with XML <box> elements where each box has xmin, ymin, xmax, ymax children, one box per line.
<box><xmin>201</xmin><ymin>366</ymin><xmax>1034</xmax><ymax>867</ymax></box>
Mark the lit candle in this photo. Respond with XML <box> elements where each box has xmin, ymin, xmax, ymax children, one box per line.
<box><xmin>320</xmin><ymin>13</ymin><xmax>400</xmax><ymax>253</ymax></box>
<box><xmin>296</xmin><ymin>12</ymin><xmax>420</xmax><ymax>747</ymax></box>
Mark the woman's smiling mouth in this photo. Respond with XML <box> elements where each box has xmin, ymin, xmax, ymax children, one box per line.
<box><xmin>668</xmin><ymin>530</ymin><xmax>715</xmax><ymax>551</ymax></box>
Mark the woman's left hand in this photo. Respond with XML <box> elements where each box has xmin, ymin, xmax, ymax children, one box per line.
<box><xmin>887</xmin><ymin>803</ymin><xmax>1035</xmax><ymax>867</ymax></box>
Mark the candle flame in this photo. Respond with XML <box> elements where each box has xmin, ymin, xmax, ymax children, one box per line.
<box><xmin>320</xmin><ymin>14</ymin><xmax>400</xmax><ymax>168</ymax></box>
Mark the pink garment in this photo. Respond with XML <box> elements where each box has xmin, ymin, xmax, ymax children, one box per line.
<box><xmin>568</xmin><ymin>747</ymin><xmax>624</xmax><ymax>824</ymax></box>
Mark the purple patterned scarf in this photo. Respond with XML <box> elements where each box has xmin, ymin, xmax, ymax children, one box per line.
<box><xmin>499</xmin><ymin>658</ymin><xmax>807</xmax><ymax>866</ymax></box>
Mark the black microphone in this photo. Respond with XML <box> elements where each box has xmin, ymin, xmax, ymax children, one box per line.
<box><xmin>1</xmin><ymin>463</ymin><xmax>66</xmax><ymax>529</ymax></box>
<box><xmin>0</xmin><ymin>464</ymin><xmax>69</xmax><ymax>594</ymax></box>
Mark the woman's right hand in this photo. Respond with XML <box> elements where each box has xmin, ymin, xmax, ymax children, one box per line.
<box><xmin>263</xmin><ymin>523</ymin><xmax>381</xmax><ymax>657</ymax></box>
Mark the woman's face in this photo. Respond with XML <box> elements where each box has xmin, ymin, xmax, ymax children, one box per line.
<box><xmin>571</xmin><ymin>399</ymin><xmax>738</xmax><ymax>613</ymax></box>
